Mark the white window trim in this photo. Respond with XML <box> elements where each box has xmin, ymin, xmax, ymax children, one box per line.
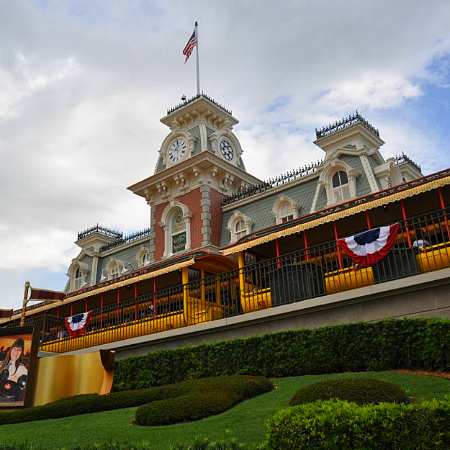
<box><xmin>271</xmin><ymin>196</ymin><xmax>301</xmax><ymax>225</ymax></box>
<box><xmin>318</xmin><ymin>160</ymin><xmax>359</xmax><ymax>206</ymax></box>
<box><xmin>136</xmin><ymin>246</ymin><xmax>151</xmax><ymax>267</ymax></box>
<box><xmin>105</xmin><ymin>258</ymin><xmax>126</xmax><ymax>280</ymax></box>
<box><xmin>227</xmin><ymin>211</ymin><xmax>253</xmax><ymax>244</ymax></box>
<box><xmin>68</xmin><ymin>261</ymin><xmax>90</xmax><ymax>292</ymax></box>
<box><xmin>159</xmin><ymin>201</ymin><xmax>192</xmax><ymax>258</ymax></box>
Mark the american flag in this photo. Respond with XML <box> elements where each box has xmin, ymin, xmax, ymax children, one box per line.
<box><xmin>183</xmin><ymin>29</ymin><xmax>197</xmax><ymax>63</ymax></box>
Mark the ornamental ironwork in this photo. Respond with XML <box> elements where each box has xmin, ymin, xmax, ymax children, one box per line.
<box><xmin>221</xmin><ymin>160</ymin><xmax>323</xmax><ymax>206</ymax></box>
<box><xmin>99</xmin><ymin>228</ymin><xmax>151</xmax><ymax>252</ymax></box>
<box><xmin>394</xmin><ymin>152</ymin><xmax>421</xmax><ymax>173</ymax></box>
<box><xmin>166</xmin><ymin>92</ymin><xmax>232</xmax><ymax>116</ymax></box>
<box><xmin>77</xmin><ymin>224</ymin><xmax>122</xmax><ymax>241</ymax></box>
<box><xmin>315</xmin><ymin>112</ymin><xmax>380</xmax><ymax>140</ymax></box>
<box><xmin>231</xmin><ymin>167</ymin><xmax>450</xmax><ymax>246</ymax></box>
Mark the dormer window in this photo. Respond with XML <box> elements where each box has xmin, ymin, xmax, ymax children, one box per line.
<box><xmin>74</xmin><ymin>268</ymin><xmax>83</xmax><ymax>290</ymax></box>
<box><xmin>272</xmin><ymin>196</ymin><xmax>301</xmax><ymax>225</ymax></box>
<box><xmin>235</xmin><ymin>219</ymin><xmax>246</xmax><ymax>240</ymax></box>
<box><xmin>332</xmin><ymin>171</ymin><xmax>350</xmax><ymax>203</ymax></box>
<box><xmin>279</xmin><ymin>203</ymin><xmax>294</xmax><ymax>223</ymax></box>
<box><xmin>227</xmin><ymin>211</ymin><xmax>253</xmax><ymax>244</ymax></box>
<box><xmin>110</xmin><ymin>262</ymin><xmax>120</xmax><ymax>279</ymax></box>
<box><xmin>67</xmin><ymin>260</ymin><xmax>90</xmax><ymax>292</ymax></box>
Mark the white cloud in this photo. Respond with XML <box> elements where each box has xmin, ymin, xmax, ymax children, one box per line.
<box><xmin>319</xmin><ymin>74</ymin><xmax>423</xmax><ymax>111</ymax></box>
<box><xmin>1</xmin><ymin>0</ymin><xmax>450</xmax><ymax>309</ymax></box>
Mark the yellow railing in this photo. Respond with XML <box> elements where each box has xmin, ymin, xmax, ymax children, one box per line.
<box><xmin>325</xmin><ymin>267</ymin><xmax>374</xmax><ymax>294</ymax></box>
<box><xmin>416</xmin><ymin>241</ymin><xmax>450</xmax><ymax>273</ymax></box>
<box><xmin>40</xmin><ymin>296</ymin><xmax>222</xmax><ymax>353</ymax></box>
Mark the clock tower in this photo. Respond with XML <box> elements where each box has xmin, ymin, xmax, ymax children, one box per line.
<box><xmin>128</xmin><ymin>94</ymin><xmax>261</xmax><ymax>262</ymax></box>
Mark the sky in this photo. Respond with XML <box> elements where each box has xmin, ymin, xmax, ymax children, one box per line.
<box><xmin>1</xmin><ymin>0</ymin><xmax>450</xmax><ymax>310</ymax></box>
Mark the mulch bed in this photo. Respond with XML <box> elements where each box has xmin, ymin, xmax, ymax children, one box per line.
<box><xmin>395</xmin><ymin>369</ymin><xmax>450</xmax><ymax>380</ymax></box>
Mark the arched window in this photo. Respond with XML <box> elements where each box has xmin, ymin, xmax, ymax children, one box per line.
<box><xmin>170</xmin><ymin>208</ymin><xmax>187</xmax><ymax>254</ymax></box>
<box><xmin>137</xmin><ymin>247</ymin><xmax>150</xmax><ymax>267</ymax></box>
<box><xmin>110</xmin><ymin>261</ymin><xmax>120</xmax><ymax>279</ymax></box>
<box><xmin>159</xmin><ymin>201</ymin><xmax>192</xmax><ymax>258</ymax></box>
<box><xmin>332</xmin><ymin>171</ymin><xmax>350</xmax><ymax>203</ymax></box>
<box><xmin>271</xmin><ymin>196</ymin><xmax>300</xmax><ymax>224</ymax></box>
<box><xmin>67</xmin><ymin>260</ymin><xmax>90</xmax><ymax>292</ymax></box>
<box><xmin>74</xmin><ymin>268</ymin><xmax>83</xmax><ymax>290</ymax></box>
<box><xmin>235</xmin><ymin>219</ymin><xmax>246</xmax><ymax>240</ymax></box>
<box><xmin>279</xmin><ymin>203</ymin><xmax>294</xmax><ymax>223</ymax></box>
<box><xmin>227</xmin><ymin>211</ymin><xmax>253</xmax><ymax>244</ymax></box>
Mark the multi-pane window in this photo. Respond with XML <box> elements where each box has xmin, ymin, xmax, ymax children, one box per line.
<box><xmin>279</xmin><ymin>203</ymin><xmax>294</xmax><ymax>223</ymax></box>
<box><xmin>74</xmin><ymin>268</ymin><xmax>83</xmax><ymax>290</ymax></box>
<box><xmin>110</xmin><ymin>263</ymin><xmax>120</xmax><ymax>279</ymax></box>
<box><xmin>171</xmin><ymin>209</ymin><xmax>187</xmax><ymax>253</ymax></box>
<box><xmin>140</xmin><ymin>251</ymin><xmax>149</xmax><ymax>266</ymax></box>
<box><xmin>332</xmin><ymin>171</ymin><xmax>350</xmax><ymax>203</ymax></box>
<box><xmin>235</xmin><ymin>219</ymin><xmax>246</xmax><ymax>240</ymax></box>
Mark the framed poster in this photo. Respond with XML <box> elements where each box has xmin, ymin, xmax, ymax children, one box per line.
<box><xmin>0</xmin><ymin>326</ymin><xmax>39</xmax><ymax>408</ymax></box>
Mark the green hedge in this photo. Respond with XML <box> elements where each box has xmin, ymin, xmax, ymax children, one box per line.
<box><xmin>114</xmin><ymin>318</ymin><xmax>450</xmax><ymax>391</ymax></box>
<box><xmin>289</xmin><ymin>378</ymin><xmax>409</xmax><ymax>406</ymax></box>
<box><xmin>135</xmin><ymin>376</ymin><xmax>273</xmax><ymax>426</ymax></box>
<box><xmin>267</xmin><ymin>398</ymin><xmax>450</xmax><ymax>449</ymax></box>
<box><xmin>0</xmin><ymin>376</ymin><xmax>272</xmax><ymax>426</ymax></box>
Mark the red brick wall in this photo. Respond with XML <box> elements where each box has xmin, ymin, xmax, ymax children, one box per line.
<box><xmin>209</xmin><ymin>188</ymin><xmax>225</xmax><ymax>246</ymax></box>
<box><xmin>153</xmin><ymin>188</ymin><xmax>203</xmax><ymax>262</ymax></box>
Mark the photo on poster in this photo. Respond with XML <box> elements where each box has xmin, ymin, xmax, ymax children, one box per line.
<box><xmin>0</xmin><ymin>327</ymin><xmax>38</xmax><ymax>408</ymax></box>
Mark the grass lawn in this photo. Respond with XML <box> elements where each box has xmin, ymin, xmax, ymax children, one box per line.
<box><xmin>0</xmin><ymin>371</ymin><xmax>448</xmax><ymax>449</ymax></box>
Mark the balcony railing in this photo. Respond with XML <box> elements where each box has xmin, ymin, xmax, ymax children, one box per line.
<box><xmin>15</xmin><ymin>207</ymin><xmax>450</xmax><ymax>353</ymax></box>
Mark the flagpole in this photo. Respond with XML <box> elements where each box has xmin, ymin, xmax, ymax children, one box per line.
<box><xmin>20</xmin><ymin>281</ymin><xmax>30</xmax><ymax>326</ymax></box>
<box><xmin>195</xmin><ymin>21</ymin><xmax>200</xmax><ymax>95</ymax></box>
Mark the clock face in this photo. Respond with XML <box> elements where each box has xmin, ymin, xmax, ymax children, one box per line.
<box><xmin>168</xmin><ymin>139</ymin><xmax>187</xmax><ymax>163</ymax></box>
<box><xmin>220</xmin><ymin>139</ymin><xmax>234</xmax><ymax>161</ymax></box>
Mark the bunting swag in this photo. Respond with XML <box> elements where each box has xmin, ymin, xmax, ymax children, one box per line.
<box><xmin>65</xmin><ymin>311</ymin><xmax>92</xmax><ymax>337</ymax></box>
<box><xmin>337</xmin><ymin>223</ymin><xmax>400</xmax><ymax>267</ymax></box>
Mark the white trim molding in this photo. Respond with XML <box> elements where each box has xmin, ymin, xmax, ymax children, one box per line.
<box><xmin>227</xmin><ymin>211</ymin><xmax>253</xmax><ymax>244</ymax></box>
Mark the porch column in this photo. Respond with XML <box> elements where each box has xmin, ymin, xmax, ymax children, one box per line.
<box><xmin>153</xmin><ymin>278</ymin><xmax>157</xmax><ymax>315</ymax></box>
<box><xmin>275</xmin><ymin>239</ymin><xmax>282</xmax><ymax>268</ymax></box>
<box><xmin>117</xmin><ymin>288</ymin><xmax>121</xmax><ymax>323</ymax></box>
<box><xmin>333</xmin><ymin>221</ymin><xmax>343</xmax><ymax>270</ymax></box>
<box><xmin>100</xmin><ymin>293</ymin><xmax>104</xmax><ymax>328</ymax></box>
<box><xmin>438</xmin><ymin>187</ymin><xmax>450</xmax><ymax>238</ymax></box>
<box><xmin>201</xmin><ymin>270</ymin><xmax>206</xmax><ymax>303</ymax></box>
<box><xmin>134</xmin><ymin>283</ymin><xmax>139</xmax><ymax>321</ymax></box>
<box><xmin>303</xmin><ymin>230</ymin><xmax>310</xmax><ymax>262</ymax></box>
<box><xmin>182</xmin><ymin>267</ymin><xmax>189</xmax><ymax>324</ymax></box>
<box><xmin>238</xmin><ymin>251</ymin><xmax>246</xmax><ymax>295</ymax></box>
<box><xmin>365</xmin><ymin>210</ymin><xmax>372</xmax><ymax>229</ymax></box>
<box><xmin>400</xmin><ymin>199</ymin><xmax>412</xmax><ymax>248</ymax></box>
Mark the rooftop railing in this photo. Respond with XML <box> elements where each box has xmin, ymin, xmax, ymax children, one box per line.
<box><xmin>315</xmin><ymin>111</ymin><xmax>380</xmax><ymax>139</ymax></box>
<box><xmin>166</xmin><ymin>92</ymin><xmax>232</xmax><ymax>116</ymax></box>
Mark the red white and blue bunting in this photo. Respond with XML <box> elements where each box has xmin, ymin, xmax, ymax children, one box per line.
<box><xmin>337</xmin><ymin>223</ymin><xmax>400</xmax><ymax>267</ymax></box>
<box><xmin>65</xmin><ymin>311</ymin><xmax>92</xmax><ymax>337</ymax></box>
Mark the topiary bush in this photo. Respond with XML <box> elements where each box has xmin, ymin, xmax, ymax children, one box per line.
<box><xmin>134</xmin><ymin>375</ymin><xmax>273</xmax><ymax>426</ymax></box>
<box><xmin>114</xmin><ymin>318</ymin><xmax>450</xmax><ymax>391</ymax></box>
<box><xmin>0</xmin><ymin>376</ymin><xmax>272</xmax><ymax>426</ymax></box>
<box><xmin>289</xmin><ymin>378</ymin><xmax>409</xmax><ymax>406</ymax></box>
<box><xmin>267</xmin><ymin>398</ymin><xmax>450</xmax><ymax>450</ymax></box>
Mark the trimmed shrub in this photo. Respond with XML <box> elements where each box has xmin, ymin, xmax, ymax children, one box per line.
<box><xmin>135</xmin><ymin>375</ymin><xmax>273</xmax><ymax>426</ymax></box>
<box><xmin>0</xmin><ymin>376</ymin><xmax>272</xmax><ymax>426</ymax></box>
<box><xmin>113</xmin><ymin>318</ymin><xmax>450</xmax><ymax>391</ymax></box>
<box><xmin>267</xmin><ymin>398</ymin><xmax>450</xmax><ymax>450</ymax></box>
<box><xmin>289</xmin><ymin>378</ymin><xmax>409</xmax><ymax>406</ymax></box>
